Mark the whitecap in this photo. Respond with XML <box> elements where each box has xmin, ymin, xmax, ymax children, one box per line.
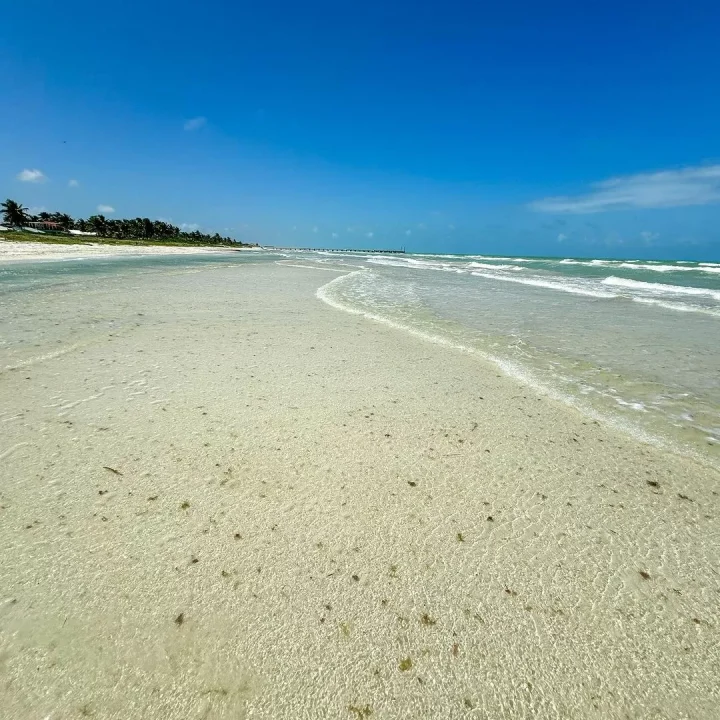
<box><xmin>602</xmin><ymin>276</ymin><xmax>720</xmax><ymax>301</ymax></box>
<box><xmin>470</xmin><ymin>271</ymin><xmax>616</xmax><ymax>298</ymax></box>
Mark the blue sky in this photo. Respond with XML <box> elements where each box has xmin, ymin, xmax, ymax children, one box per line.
<box><xmin>2</xmin><ymin>0</ymin><xmax>720</xmax><ymax>259</ymax></box>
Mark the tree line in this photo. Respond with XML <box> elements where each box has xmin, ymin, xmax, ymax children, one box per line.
<box><xmin>1</xmin><ymin>199</ymin><xmax>249</xmax><ymax>246</ymax></box>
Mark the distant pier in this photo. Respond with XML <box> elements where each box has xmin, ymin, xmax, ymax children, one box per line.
<box><xmin>266</xmin><ymin>246</ymin><xmax>405</xmax><ymax>254</ymax></box>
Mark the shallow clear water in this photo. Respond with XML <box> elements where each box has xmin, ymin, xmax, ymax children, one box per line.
<box><xmin>306</xmin><ymin>251</ymin><xmax>720</xmax><ymax>464</ymax></box>
<box><xmin>0</xmin><ymin>253</ymin><xmax>270</xmax><ymax>368</ymax></box>
<box><xmin>2</xmin><ymin>249</ymin><xmax>719</xmax><ymax>465</ymax></box>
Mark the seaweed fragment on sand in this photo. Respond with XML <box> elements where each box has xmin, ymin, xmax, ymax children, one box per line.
<box><xmin>348</xmin><ymin>704</ymin><xmax>373</xmax><ymax>718</ymax></box>
<box><xmin>399</xmin><ymin>657</ymin><xmax>413</xmax><ymax>672</ymax></box>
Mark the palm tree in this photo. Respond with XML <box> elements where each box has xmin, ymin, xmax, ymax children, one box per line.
<box><xmin>119</xmin><ymin>219</ymin><xmax>133</xmax><ymax>238</ymax></box>
<box><xmin>88</xmin><ymin>214</ymin><xmax>108</xmax><ymax>236</ymax></box>
<box><xmin>1</xmin><ymin>198</ymin><xmax>30</xmax><ymax>228</ymax></box>
<box><xmin>142</xmin><ymin>218</ymin><xmax>154</xmax><ymax>238</ymax></box>
<box><xmin>57</xmin><ymin>213</ymin><xmax>74</xmax><ymax>230</ymax></box>
<box><xmin>104</xmin><ymin>219</ymin><xmax>119</xmax><ymax>238</ymax></box>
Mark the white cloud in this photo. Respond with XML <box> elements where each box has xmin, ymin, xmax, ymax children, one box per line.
<box><xmin>29</xmin><ymin>206</ymin><xmax>46</xmax><ymax>214</ymax></box>
<box><xmin>366</xmin><ymin>231</ymin><xmax>374</xmax><ymax>238</ymax></box>
<box><xmin>68</xmin><ymin>179</ymin><xmax>79</xmax><ymax>188</ymax></box>
<box><xmin>405</xmin><ymin>229</ymin><xmax>412</xmax><ymax>236</ymax></box>
<box><xmin>181</xmin><ymin>222</ymin><xmax>199</xmax><ymax>231</ymax></box>
<box><xmin>18</xmin><ymin>168</ymin><xmax>47</xmax><ymax>183</ymax></box>
<box><xmin>312</xmin><ymin>226</ymin><xmax>318</xmax><ymax>233</ymax></box>
<box><xmin>448</xmin><ymin>224</ymin><xmax>455</xmax><ymax>230</ymax></box>
<box><xmin>331</xmin><ymin>232</ymin><xmax>338</xmax><ymax>238</ymax></box>
<box><xmin>557</xmin><ymin>233</ymin><xmax>567</xmax><ymax>242</ymax></box>
<box><xmin>97</xmin><ymin>205</ymin><xmax>115</xmax><ymax>213</ymax></box>
<box><xmin>183</xmin><ymin>116</ymin><xmax>207</xmax><ymax>131</ymax></box>
<box><xmin>530</xmin><ymin>164</ymin><xmax>720</xmax><ymax>214</ymax></box>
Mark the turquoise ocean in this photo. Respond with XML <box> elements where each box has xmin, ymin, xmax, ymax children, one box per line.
<box><xmin>287</xmin><ymin>250</ymin><xmax>720</xmax><ymax>465</ymax></box>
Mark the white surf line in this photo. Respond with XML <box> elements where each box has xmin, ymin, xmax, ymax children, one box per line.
<box><xmin>276</xmin><ymin>261</ymin><xmax>352</xmax><ymax>272</ymax></box>
<box><xmin>632</xmin><ymin>297</ymin><xmax>720</xmax><ymax>318</ymax></box>
<box><xmin>314</xmin><ymin>270</ymin><xmax>687</xmax><ymax>459</ymax></box>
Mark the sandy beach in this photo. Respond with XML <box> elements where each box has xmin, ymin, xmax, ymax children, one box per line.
<box><xmin>0</xmin><ymin>240</ymin><xmax>238</xmax><ymax>263</ymax></box>
<box><xmin>1</xmin><ymin>258</ymin><xmax>718</xmax><ymax>719</ymax></box>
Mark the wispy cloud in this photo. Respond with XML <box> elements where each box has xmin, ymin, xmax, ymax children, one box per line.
<box><xmin>366</xmin><ymin>231</ymin><xmax>374</xmax><ymax>238</ymax></box>
<box><xmin>68</xmin><ymin>179</ymin><xmax>79</xmax><ymax>188</ymax></box>
<box><xmin>181</xmin><ymin>222</ymin><xmax>199</xmax><ymax>231</ymax></box>
<box><xmin>18</xmin><ymin>168</ymin><xmax>47</xmax><ymax>183</ymax></box>
<box><xmin>97</xmin><ymin>204</ymin><xmax>115</xmax><ymax>213</ymax></box>
<box><xmin>557</xmin><ymin>233</ymin><xmax>567</xmax><ymax>242</ymax></box>
<box><xmin>29</xmin><ymin>206</ymin><xmax>46</xmax><ymax>214</ymax></box>
<box><xmin>183</xmin><ymin>116</ymin><xmax>207</xmax><ymax>131</ymax></box>
<box><xmin>530</xmin><ymin>164</ymin><xmax>720</xmax><ymax>213</ymax></box>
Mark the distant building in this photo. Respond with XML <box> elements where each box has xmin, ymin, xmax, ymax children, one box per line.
<box><xmin>26</xmin><ymin>220</ymin><xmax>63</xmax><ymax>232</ymax></box>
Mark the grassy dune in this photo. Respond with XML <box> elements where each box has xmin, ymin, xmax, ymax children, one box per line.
<box><xmin>0</xmin><ymin>229</ymin><xmax>245</xmax><ymax>249</ymax></box>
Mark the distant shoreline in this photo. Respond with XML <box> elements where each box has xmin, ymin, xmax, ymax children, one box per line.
<box><xmin>0</xmin><ymin>229</ymin><xmax>248</xmax><ymax>249</ymax></box>
<box><xmin>0</xmin><ymin>236</ymin><xmax>245</xmax><ymax>263</ymax></box>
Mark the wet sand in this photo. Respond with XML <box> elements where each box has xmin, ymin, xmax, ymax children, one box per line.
<box><xmin>1</xmin><ymin>261</ymin><xmax>718</xmax><ymax>719</ymax></box>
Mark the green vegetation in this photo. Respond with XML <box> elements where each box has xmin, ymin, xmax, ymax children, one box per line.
<box><xmin>1</xmin><ymin>199</ymin><xmax>30</xmax><ymax>227</ymax></box>
<box><xmin>1</xmin><ymin>198</ymin><xmax>253</xmax><ymax>247</ymax></box>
